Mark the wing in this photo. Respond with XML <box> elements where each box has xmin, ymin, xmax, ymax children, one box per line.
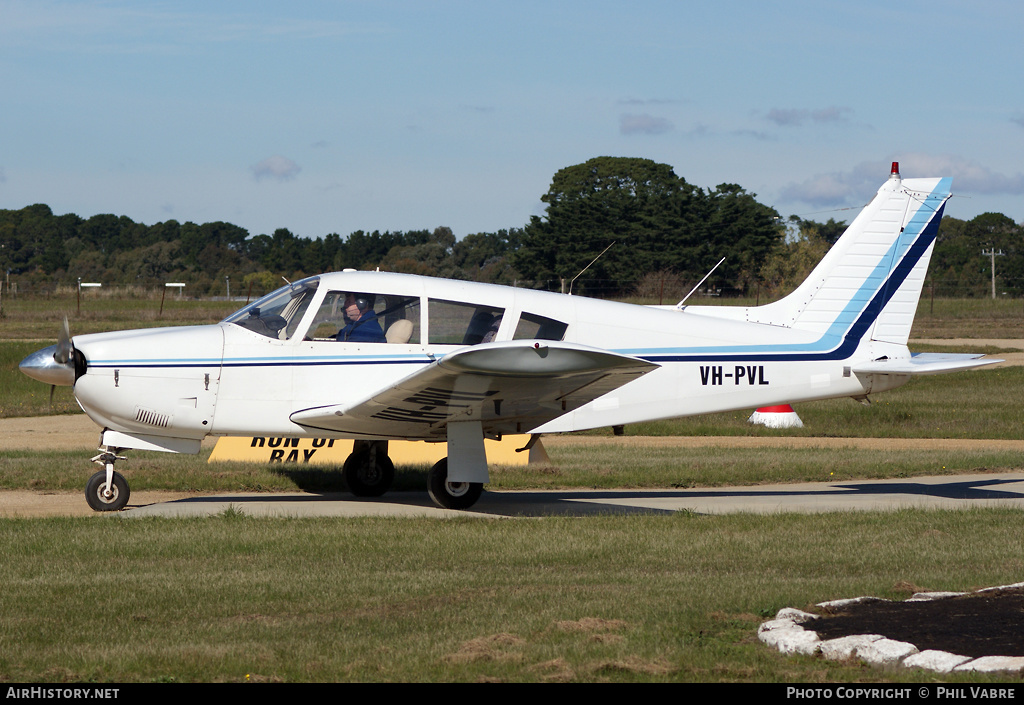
<box><xmin>853</xmin><ymin>353</ymin><xmax>1003</xmax><ymax>376</ymax></box>
<box><xmin>289</xmin><ymin>340</ymin><xmax>659</xmax><ymax>439</ymax></box>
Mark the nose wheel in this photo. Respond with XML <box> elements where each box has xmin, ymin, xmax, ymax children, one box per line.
<box><xmin>86</xmin><ymin>450</ymin><xmax>130</xmax><ymax>512</ymax></box>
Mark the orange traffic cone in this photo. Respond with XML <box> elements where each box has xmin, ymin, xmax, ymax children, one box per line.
<box><xmin>748</xmin><ymin>404</ymin><xmax>803</xmax><ymax>428</ymax></box>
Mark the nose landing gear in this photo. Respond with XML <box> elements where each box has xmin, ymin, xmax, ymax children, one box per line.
<box><xmin>86</xmin><ymin>448</ymin><xmax>130</xmax><ymax>512</ymax></box>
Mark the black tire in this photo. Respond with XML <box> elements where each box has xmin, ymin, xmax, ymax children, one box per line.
<box><xmin>85</xmin><ymin>470</ymin><xmax>130</xmax><ymax>512</ymax></box>
<box><xmin>427</xmin><ymin>458</ymin><xmax>483</xmax><ymax>510</ymax></box>
<box><xmin>343</xmin><ymin>448</ymin><xmax>395</xmax><ymax>497</ymax></box>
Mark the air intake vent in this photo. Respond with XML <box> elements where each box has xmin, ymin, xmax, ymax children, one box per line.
<box><xmin>134</xmin><ymin>407</ymin><xmax>171</xmax><ymax>428</ymax></box>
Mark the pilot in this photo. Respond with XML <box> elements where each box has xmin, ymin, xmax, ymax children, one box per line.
<box><xmin>337</xmin><ymin>293</ymin><xmax>386</xmax><ymax>343</ymax></box>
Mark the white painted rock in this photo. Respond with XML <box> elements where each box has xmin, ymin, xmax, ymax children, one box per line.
<box><xmin>819</xmin><ymin>634</ymin><xmax>884</xmax><ymax>661</ymax></box>
<box><xmin>954</xmin><ymin>656</ymin><xmax>1024</xmax><ymax>673</ymax></box>
<box><xmin>903</xmin><ymin>650</ymin><xmax>973</xmax><ymax>673</ymax></box>
<box><xmin>855</xmin><ymin>638</ymin><xmax>918</xmax><ymax>666</ymax></box>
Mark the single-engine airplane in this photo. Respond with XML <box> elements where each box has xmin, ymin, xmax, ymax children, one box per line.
<box><xmin>20</xmin><ymin>164</ymin><xmax>1000</xmax><ymax>511</ymax></box>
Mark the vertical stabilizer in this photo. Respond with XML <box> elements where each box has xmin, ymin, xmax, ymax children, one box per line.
<box><xmin>746</xmin><ymin>164</ymin><xmax>951</xmax><ymax>346</ymax></box>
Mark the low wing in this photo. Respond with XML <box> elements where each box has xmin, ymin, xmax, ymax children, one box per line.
<box><xmin>289</xmin><ymin>340</ymin><xmax>658</xmax><ymax>439</ymax></box>
<box><xmin>853</xmin><ymin>353</ymin><xmax>1003</xmax><ymax>376</ymax></box>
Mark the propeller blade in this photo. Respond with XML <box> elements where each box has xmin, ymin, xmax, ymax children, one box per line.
<box><xmin>54</xmin><ymin>317</ymin><xmax>73</xmax><ymax>364</ymax></box>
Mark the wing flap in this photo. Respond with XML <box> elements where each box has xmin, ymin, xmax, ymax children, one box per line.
<box><xmin>289</xmin><ymin>340</ymin><xmax>658</xmax><ymax>439</ymax></box>
<box><xmin>853</xmin><ymin>353</ymin><xmax>1003</xmax><ymax>376</ymax></box>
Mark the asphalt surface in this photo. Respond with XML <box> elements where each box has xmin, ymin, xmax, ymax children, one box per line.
<box><xmin>114</xmin><ymin>471</ymin><xmax>1024</xmax><ymax>519</ymax></box>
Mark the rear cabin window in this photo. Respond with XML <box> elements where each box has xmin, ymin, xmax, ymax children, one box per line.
<box><xmin>428</xmin><ymin>299</ymin><xmax>504</xmax><ymax>345</ymax></box>
<box><xmin>513</xmin><ymin>312</ymin><xmax>568</xmax><ymax>341</ymax></box>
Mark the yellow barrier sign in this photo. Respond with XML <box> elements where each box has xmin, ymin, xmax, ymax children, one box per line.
<box><xmin>208</xmin><ymin>434</ymin><xmax>549</xmax><ymax>466</ymax></box>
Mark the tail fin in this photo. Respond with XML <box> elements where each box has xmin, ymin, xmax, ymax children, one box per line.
<box><xmin>748</xmin><ymin>163</ymin><xmax>951</xmax><ymax>346</ymax></box>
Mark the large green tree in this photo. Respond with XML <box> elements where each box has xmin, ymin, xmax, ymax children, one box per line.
<box><xmin>513</xmin><ymin>156</ymin><xmax>782</xmax><ymax>296</ymax></box>
<box><xmin>931</xmin><ymin>213</ymin><xmax>1024</xmax><ymax>296</ymax></box>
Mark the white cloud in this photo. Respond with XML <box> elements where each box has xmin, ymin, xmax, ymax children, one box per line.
<box><xmin>779</xmin><ymin>155</ymin><xmax>1024</xmax><ymax>210</ymax></box>
<box><xmin>900</xmin><ymin>154</ymin><xmax>1024</xmax><ymax>196</ymax></box>
<box><xmin>620</xmin><ymin>113</ymin><xmax>674</xmax><ymax>135</ymax></box>
<box><xmin>250</xmin><ymin>155</ymin><xmax>301</xmax><ymax>182</ymax></box>
<box><xmin>766</xmin><ymin>107</ymin><xmax>852</xmax><ymax>127</ymax></box>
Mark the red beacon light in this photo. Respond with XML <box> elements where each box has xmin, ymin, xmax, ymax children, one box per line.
<box><xmin>891</xmin><ymin>161</ymin><xmax>900</xmax><ymax>177</ymax></box>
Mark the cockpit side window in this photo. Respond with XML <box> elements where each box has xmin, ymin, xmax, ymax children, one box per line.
<box><xmin>223</xmin><ymin>276</ymin><xmax>319</xmax><ymax>340</ymax></box>
<box><xmin>513</xmin><ymin>312</ymin><xmax>568</xmax><ymax>341</ymax></box>
<box><xmin>309</xmin><ymin>292</ymin><xmax>421</xmax><ymax>344</ymax></box>
<box><xmin>427</xmin><ymin>299</ymin><xmax>504</xmax><ymax>346</ymax></box>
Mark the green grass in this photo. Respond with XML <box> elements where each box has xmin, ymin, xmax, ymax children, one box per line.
<box><xmin>1</xmin><ymin>509</ymin><xmax>1021</xmax><ymax>683</ymax></box>
<box><xmin>910</xmin><ymin>296</ymin><xmax>1024</xmax><ymax>339</ymax></box>
<box><xmin>0</xmin><ymin>293</ymin><xmax>236</xmax><ymax>338</ymax></box>
<box><xmin>592</xmin><ymin>366</ymin><xmax>1024</xmax><ymax>441</ymax></box>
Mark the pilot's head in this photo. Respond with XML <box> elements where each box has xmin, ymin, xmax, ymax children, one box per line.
<box><xmin>344</xmin><ymin>293</ymin><xmax>374</xmax><ymax>320</ymax></box>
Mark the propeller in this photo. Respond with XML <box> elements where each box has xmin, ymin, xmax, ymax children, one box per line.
<box><xmin>19</xmin><ymin>317</ymin><xmax>80</xmax><ymax>388</ymax></box>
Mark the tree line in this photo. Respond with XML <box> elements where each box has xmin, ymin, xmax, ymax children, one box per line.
<box><xmin>2</xmin><ymin>157</ymin><xmax>1021</xmax><ymax>300</ymax></box>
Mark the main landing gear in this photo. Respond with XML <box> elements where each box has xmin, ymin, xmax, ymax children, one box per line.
<box><xmin>427</xmin><ymin>458</ymin><xmax>483</xmax><ymax>510</ymax></box>
<box><xmin>342</xmin><ymin>440</ymin><xmax>485</xmax><ymax>510</ymax></box>
<box><xmin>342</xmin><ymin>440</ymin><xmax>395</xmax><ymax>497</ymax></box>
<box><xmin>85</xmin><ymin>448</ymin><xmax>130</xmax><ymax>512</ymax></box>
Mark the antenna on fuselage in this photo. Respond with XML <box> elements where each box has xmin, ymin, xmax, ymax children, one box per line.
<box><xmin>568</xmin><ymin>242</ymin><xmax>615</xmax><ymax>296</ymax></box>
<box><xmin>675</xmin><ymin>257</ymin><xmax>725</xmax><ymax>309</ymax></box>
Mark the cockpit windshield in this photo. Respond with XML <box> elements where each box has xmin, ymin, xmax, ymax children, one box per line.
<box><xmin>223</xmin><ymin>276</ymin><xmax>320</xmax><ymax>339</ymax></box>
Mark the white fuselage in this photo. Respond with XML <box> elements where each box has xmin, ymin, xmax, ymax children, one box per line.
<box><xmin>69</xmin><ymin>271</ymin><xmax>903</xmax><ymax>449</ymax></box>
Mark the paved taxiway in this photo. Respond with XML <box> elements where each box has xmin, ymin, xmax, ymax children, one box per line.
<box><xmin>119</xmin><ymin>472</ymin><xmax>1024</xmax><ymax>519</ymax></box>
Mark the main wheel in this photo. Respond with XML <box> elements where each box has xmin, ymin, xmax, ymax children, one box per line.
<box><xmin>427</xmin><ymin>458</ymin><xmax>483</xmax><ymax>510</ymax></box>
<box><xmin>343</xmin><ymin>448</ymin><xmax>395</xmax><ymax>497</ymax></box>
<box><xmin>85</xmin><ymin>470</ymin><xmax>130</xmax><ymax>512</ymax></box>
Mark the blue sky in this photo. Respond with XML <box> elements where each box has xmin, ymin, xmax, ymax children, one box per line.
<box><xmin>2</xmin><ymin>0</ymin><xmax>1022</xmax><ymax>242</ymax></box>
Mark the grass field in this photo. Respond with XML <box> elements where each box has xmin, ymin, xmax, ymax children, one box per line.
<box><xmin>1</xmin><ymin>509</ymin><xmax>1022</xmax><ymax>683</ymax></box>
<box><xmin>3</xmin><ymin>440</ymin><xmax>1024</xmax><ymax>495</ymax></box>
<box><xmin>1</xmin><ymin>294</ymin><xmax>1022</xmax><ymax>682</ymax></box>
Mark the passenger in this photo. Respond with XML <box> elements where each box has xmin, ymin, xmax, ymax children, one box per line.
<box><xmin>337</xmin><ymin>293</ymin><xmax>386</xmax><ymax>343</ymax></box>
<box><xmin>482</xmin><ymin>316</ymin><xmax>501</xmax><ymax>343</ymax></box>
<box><xmin>464</xmin><ymin>311</ymin><xmax>500</xmax><ymax>345</ymax></box>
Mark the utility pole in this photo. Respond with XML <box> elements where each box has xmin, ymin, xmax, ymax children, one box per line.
<box><xmin>981</xmin><ymin>248</ymin><xmax>1004</xmax><ymax>299</ymax></box>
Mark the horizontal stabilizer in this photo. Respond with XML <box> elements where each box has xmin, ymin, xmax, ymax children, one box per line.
<box><xmin>290</xmin><ymin>340</ymin><xmax>658</xmax><ymax>439</ymax></box>
<box><xmin>853</xmin><ymin>353</ymin><xmax>1002</xmax><ymax>376</ymax></box>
